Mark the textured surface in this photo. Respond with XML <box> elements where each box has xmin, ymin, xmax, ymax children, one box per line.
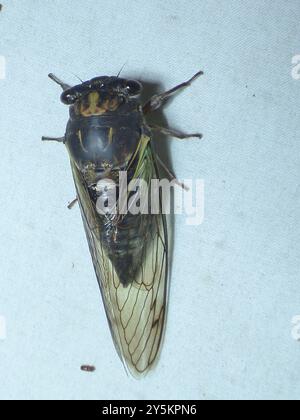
<box><xmin>0</xmin><ymin>0</ymin><xmax>300</xmax><ymax>400</ymax></box>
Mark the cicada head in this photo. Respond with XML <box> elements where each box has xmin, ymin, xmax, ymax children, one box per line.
<box><xmin>60</xmin><ymin>76</ymin><xmax>143</xmax><ymax>117</ymax></box>
<box><xmin>60</xmin><ymin>76</ymin><xmax>144</xmax><ymax>176</ymax></box>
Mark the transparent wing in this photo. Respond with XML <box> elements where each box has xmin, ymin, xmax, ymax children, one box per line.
<box><xmin>70</xmin><ymin>147</ymin><xmax>168</xmax><ymax>377</ymax></box>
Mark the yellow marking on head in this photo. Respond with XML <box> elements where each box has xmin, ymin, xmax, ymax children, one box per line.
<box><xmin>79</xmin><ymin>92</ymin><xmax>120</xmax><ymax>117</ymax></box>
<box><xmin>103</xmin><ymin>97</ymin><xmax>119</xmax><ymax>111</ymax></box>
<box><xmin>80</xmin><ymin>92</ymin><xmax>103</xmax><ymax>116</ymax></box>
<box><xmin>89</xmin><ymin>92</ymin><xmax>100</xmax><ymax>114</ymax></box>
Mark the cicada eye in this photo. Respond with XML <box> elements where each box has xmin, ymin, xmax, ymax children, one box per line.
<box><xmin>125</xmin><ymin>80</ymin><xmax>142</xmax><ymax>96</ymax></box>
<box><xmin>61</xmin><ymin>85</ymin><xmax>87</xmax><ymax>105</ymax></box>
<box><xmin>60</xmin><ymin>91</ymin><xmax>78</xmax><ymax>105</ymax></box>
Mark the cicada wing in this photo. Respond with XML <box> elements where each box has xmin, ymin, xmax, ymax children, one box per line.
<box><xmin>70</xmin><ymin>151</ymin><xmax>168</xmax><ymax>377</ymax></box>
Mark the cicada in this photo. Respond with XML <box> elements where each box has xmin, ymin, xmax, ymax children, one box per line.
<box><xmin>43</xmin><ymin>70</ymin><xmax>203</xmax><ymax>377</ymax></box>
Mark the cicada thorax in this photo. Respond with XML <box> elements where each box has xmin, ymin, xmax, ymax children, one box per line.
<box><xmin>65</xmin><ymin>95</ymin><xmax>154</xmax><ymax>287</ymax></box>
<box><xmin>65</xmin><ymin>109</ymin><xmax>143</xmax><ymax>175</ymax></box>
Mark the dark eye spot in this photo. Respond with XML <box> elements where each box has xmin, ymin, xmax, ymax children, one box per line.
<box><xmin>125</xmin><ymin>80</ymin><xmax>142</xmax><ymax>96</ymax></box>
<box><xmin>61</xmin><ymin>85</ymin><xmax>89</xmax><ymax>105</ymax></box>
<box><xmin>61</xmin><ymin>91</ymin><xmax>77</xmax><ymax>105</ymax></box>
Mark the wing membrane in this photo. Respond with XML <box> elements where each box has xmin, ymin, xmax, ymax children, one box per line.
<box><xmin>70</xmin><ymin>142</ymin><xmax>168</xmax><ymax>377</ymax></box>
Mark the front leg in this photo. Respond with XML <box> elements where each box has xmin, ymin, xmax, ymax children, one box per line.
<box><xmin>68</xmin><ymin>198</ymin><xmax>78</xmax><ymax>210</ymax></box>
<box><xmin>42</xmin><ymin>136</ymin><xmax>66</xmax><ymax>143</ymax></box>
<box><xmin>143</xmin><ymin>70</ymin><xmax>203</xmax><ymax>114</ymax></box>
<box><xmin>150</xmin><ymin>124</ymin><xmax>203</xmax><ymax>140</ymax></box>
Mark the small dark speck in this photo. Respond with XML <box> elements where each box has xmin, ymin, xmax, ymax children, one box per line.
<box><xmin>253</xmin><ymin>94</ymin><xmax>256</xmax><ymax>97</ymax></box>
<box><xmin>81</xmin><ymin>365</ymin><xmax>96</xmax><ymax>373</ymax></box>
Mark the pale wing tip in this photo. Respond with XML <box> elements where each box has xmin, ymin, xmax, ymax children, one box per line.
<box><xmin>125</xmin><ymin>362</ymin><xmax>155</xmax><ymax>380</ymax></box>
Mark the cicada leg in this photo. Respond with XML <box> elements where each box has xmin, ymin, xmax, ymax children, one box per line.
<box><xmin>68</xmin><ymin>198</ymin><xmax>78</xmax><ymax>210</ymax></box>
<box><xmin>155</xmin><ymin>153</ymin><xmax>189</xmax><ymax>192</ymax></box>
<box><xmin>41</xmin><ymin>136</ymin><xmax>66</xmax><ymax>143</ymax></box>
<box><xmin>143</xmin><ymin>70</ymin><xmax>203</xmax><ymax>114</ymax></box>
<box><xmin>149</xmin><ymin>125</ymin><xmax>203</xmax><ymax>140</ymax></box>
<box><xmin>48</xmin><ymin>73</ymin><xmax>71</xmax><ymax>91</ymax></box>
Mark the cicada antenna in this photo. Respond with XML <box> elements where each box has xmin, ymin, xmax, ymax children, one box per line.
<box><xmin>116</xmin><ymin>62</ymin><xmax>128</xmax><ymax>78</ymax></box>
<box><xmin>71</xmin><ymin>73</ymin><xmax>84</xmax><ymax>84</ymax></box>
